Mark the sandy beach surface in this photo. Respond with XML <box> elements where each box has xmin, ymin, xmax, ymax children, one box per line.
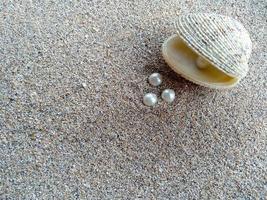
<box><xmin>1</xmin><ymin>0</ymin><xmax>266</xmax><ymax>199</ymax></box>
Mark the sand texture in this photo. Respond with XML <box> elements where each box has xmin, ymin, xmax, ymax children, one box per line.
<box><xmin>0</xmin><ymin>0</ymin><xmax>266</xmax><ymax>199</ymax></box>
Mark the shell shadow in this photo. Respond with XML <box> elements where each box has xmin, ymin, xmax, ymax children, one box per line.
<box><xmin>135</xmin><ymin>28</ymin><xmax>212</xmax><ymax>95</ymax></box>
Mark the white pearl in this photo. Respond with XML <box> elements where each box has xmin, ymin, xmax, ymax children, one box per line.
<box><xmin>143</xmin><ymin>93</ymin><xmax>157</xmax><ymax>106</ymax></box>
<box><xmin>161</xmin><ymin>89</ymin><xmax>175</xmax><ymax>103</ymax></box>
<box><xmin>148</xmin><ymin>73</ymin><xmax>162</xmax><ymax>86</ymax></box>
<box><xmin>196</xmin><ymin>56</ymin><xmax>209</xmax><ymax>69</ymax></box>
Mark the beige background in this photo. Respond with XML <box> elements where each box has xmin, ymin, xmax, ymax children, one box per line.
<box><xmin>1</xmin><ymin>0</ymin><xmax>266</xmax><ymax>199</ymax></box>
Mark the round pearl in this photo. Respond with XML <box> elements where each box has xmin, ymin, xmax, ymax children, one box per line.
<box><xmin>148</xmin><ymin>73</ymin><xmax>162</xmax><ymax>86</ymax></box>
<box><xmin>196</xmin><ymin>56</ymin><xmax>209</xmax><ymax>69</ymax></box>
<box><xmin>143</xmin><ymin>93</ymin><xmax>157</xmax><ymax>106</ymax></box>
<box><xmin>161</xmin><ymin>89</ymin><xmax>175</xmax><ymax>103</ymax></box>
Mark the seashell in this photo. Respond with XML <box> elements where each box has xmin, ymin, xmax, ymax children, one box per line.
<box><xmin>162</xmin><ymin>13</ymin><xmax>252</xmax><ymax>89</ymax></box>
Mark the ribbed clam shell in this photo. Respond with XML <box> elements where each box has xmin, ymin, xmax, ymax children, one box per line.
<box><xmin>175</xmin><ymin>13</ymin><xmax>252</xmax><ymax>78</ymax></box>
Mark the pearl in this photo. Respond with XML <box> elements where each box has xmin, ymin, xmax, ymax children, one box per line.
<box><xmin>161</xmin><ymin>89</ymin><xmax>175</xmax><ymax>103</ymax></box>
<box><xmin>196</xmin><ymin>56</ymin><xmax>209</xmax><ymax>69</ymax></box>
<box><xmin>148</xmin><ymin>73</ymin><xmax>162</xmax><ymax>86</ymax></box>
<box><xmin>143</xmin><ymin>93</ymin><xmax>157</xmax><ymax>106</ymax></box>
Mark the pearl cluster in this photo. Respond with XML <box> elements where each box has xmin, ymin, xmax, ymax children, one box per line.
<box><xmin>143</xmin><ymin>73</ymin><xmax>175</xmax><ymax>107</ymax></box>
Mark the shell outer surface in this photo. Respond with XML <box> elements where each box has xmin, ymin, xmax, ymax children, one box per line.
<box><xmin>175</xmin><ymin>13</ymin><xmax>252</xmax><ymax>78</ymax></box>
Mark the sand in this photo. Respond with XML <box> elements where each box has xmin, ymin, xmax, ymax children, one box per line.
<box><xmin>0</xmin><ymin>0</ymin><xmax>266</xmax><ymax>199</ymax></box>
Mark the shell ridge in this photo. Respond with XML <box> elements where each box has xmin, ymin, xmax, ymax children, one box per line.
<box><xmin>194</xmin><ymin>14</ymin><xmax>244</xmax><ymax>71</ymax></box>
<box><xmin>197</xmin><ymin>14</ymin><xmax>239</xmax><ymax>59</ymax></box>
<box><xmin>183</xmin><ymin>15</ymin><xmax>236</xmax><ymax>76</ymax></box>
<box><xmin>179</xmin><ymin>24</ymin><xmax>232</xmax><ymax>77</ymax></box>
<box><xmin>175</xmin><ymin>13</ymin><xmax>251</xmax><ymax>78</ymax></box>
<box><xmin>207</xmin><ymin>15</ymin><xmax>245</xmax><ymax>65</ymax></box>
<box><xmin>189</xmin><ymin>15</ymin><xmax>237</xmax><ymax>69</ymax></box>
<box><xmin>177</xmin><ymin>16</ymin><xmax>225</xmax><ymax>68</ymax></box>
<box><xmin>194</xmin><ymin>14</ymin><xmax>243</xmax><ymax>75</ymax></box>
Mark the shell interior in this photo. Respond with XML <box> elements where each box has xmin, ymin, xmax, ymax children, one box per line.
<box><xmin>162</xmin><ymin>34</ymin><xmax>239</xmax><ymax>89</ymax></box>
